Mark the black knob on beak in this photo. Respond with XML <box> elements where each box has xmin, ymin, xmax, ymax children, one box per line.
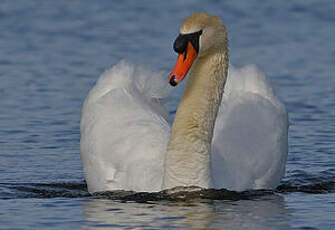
<box><xmin>173</xmin><ymin>35</ymin><xmax>187</xmax><ymax>54</ymax></box>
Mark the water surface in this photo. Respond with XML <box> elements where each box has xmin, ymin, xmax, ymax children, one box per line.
<box><xmin>1</xmin><ymin>0</ymin><xmax>334</xmax><ymax>229</ymax></box>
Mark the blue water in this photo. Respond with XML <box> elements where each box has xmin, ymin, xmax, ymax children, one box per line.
<box><xmin>1</xmin><ymin>0</ymin><xmax>335</xmax><ymax>229</ymax></box>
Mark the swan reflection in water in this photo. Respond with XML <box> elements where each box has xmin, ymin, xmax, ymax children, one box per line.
<box><xmin>81</xmin><ymin>193</ymin><xmax>291</xmax><ymax>229</ymax></box>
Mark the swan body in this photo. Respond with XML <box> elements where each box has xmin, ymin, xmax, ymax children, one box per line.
<box><xmin>80</xmin><ymin>63</ymin><xmax>170</xmax><ymax>192</ymax></box>
<box><xmin>80</xmin><ymin>13</ymin><xmax>288</xmax><ymax>193</ymax></box>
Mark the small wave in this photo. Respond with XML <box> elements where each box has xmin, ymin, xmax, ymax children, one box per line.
<box><xmin>0</xmin><ymin>182</ymin><xmax>90</xmax><ymax>199</ymax></box>
<box><xmin>0</xmin><ymin>182</ymin><xmax>273</xmax><ymax>201</ymax></box>
<box><xmin>277</xmin><ymin>181</ymin><xmax>335</xmax><ymax>194</ymax></box>
<box><xmin>1</xmin><ymin>171</ymin><xmax>334</xmax><ymax>201</ymax></box>
<box><xmin>94</xmin><ymin>187</ymin><xmax>274</xmax><ymax>202</ymax></box>
<box><xmin>276</xmin><ymin>170</ymin><xmax>335</xmax><ymax>194</ymax></box>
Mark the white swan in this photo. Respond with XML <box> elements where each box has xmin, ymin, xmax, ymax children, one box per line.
<box><xmin>80</xmin><ymin>13</ymin><xmax>288</xmax><ymax>193</ymax></box>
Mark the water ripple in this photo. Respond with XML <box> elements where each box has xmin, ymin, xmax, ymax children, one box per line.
<box><xmin>1</xmin><ymin>171</ymin><xmax>335</xmax><ymax>201</ymax></box>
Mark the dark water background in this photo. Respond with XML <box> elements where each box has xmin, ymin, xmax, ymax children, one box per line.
<box><xmin>0</xmin><ymin>0</ymin><xmax>335</xmax><ymax>229</ymax></box>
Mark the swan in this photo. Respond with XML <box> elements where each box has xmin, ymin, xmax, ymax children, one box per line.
<box><xmin>80</xmin><ymin>13</ymin><xmax>288</xmax><ymax>193</ymax></box>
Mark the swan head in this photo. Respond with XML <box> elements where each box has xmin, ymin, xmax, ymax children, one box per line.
<box><xmin>168</xmin><ymin>12</ymin><xmax>228</xmax><ymax>86</ymax></box>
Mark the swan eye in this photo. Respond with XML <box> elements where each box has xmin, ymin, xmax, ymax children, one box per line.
<box><xmin>173</xmin><ymin>30</ymin><xmax>202</xmax><ymax>54</ymax></box>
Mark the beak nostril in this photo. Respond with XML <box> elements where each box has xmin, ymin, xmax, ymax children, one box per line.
<box><xmin>169</xmin><ymin>75</ymin><xmax>178</xmax><ymax>87</ymax></box>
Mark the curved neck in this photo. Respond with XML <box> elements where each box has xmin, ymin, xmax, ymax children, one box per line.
<box><xmin>163</xmin><ymin>49</ymin><xmax>229</xmax><ymax>189</ymax></box>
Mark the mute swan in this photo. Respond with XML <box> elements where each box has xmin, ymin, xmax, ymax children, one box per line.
<box><xmin>80</xmin><ymin>13</ymin><xmax>288</xmax><ymax>193</ymax></box>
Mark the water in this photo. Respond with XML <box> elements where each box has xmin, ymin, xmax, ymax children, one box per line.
<box><xmin>0</xmin><ymin>0</ymin><xmax>334</xmax><ymax>229</ymax></box>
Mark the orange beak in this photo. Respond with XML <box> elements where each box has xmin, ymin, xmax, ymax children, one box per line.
<box><xmin>168</xmin><ymin>42</ymin><xmax>198</xmax><ymax>86</ymax></box>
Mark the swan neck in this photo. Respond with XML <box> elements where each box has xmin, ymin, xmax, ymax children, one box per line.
<box><xmin>163</xmin><ymin>49</ymin><xmax>229</xmax><ymax>189</ymax></box>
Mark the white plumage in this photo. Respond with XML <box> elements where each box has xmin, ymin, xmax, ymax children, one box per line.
<box><xmin>80</xmin><ymin>61</ymin><xmax>288</xmax><ymax>193</ymax></box>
